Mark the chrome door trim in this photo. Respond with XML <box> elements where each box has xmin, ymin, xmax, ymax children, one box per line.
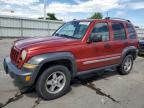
<box><xmin>83</xmin><ymin>56</ymin><xmax>121</xmax><ymax>65</ymax></box>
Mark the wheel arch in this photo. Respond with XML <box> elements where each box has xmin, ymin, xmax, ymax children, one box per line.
<box><xmin>120</xmin><ymin>46</ymin><xmax>138</xmax><ymax>63</ymax></box>
<box><xmin>27</xmin><ymin>52</ymin><xmax>77</xmax><ymax>85</ymax></box>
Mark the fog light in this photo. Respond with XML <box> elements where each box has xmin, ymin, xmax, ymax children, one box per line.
<box><xmin>25</xmin><ymin>76</ymin><xmax>31</xmax><ymax>81</ymax></box>
<box><xmin>23</xmin><ymin>63</ymin><xmax>37</xmax><ymax>69</ymax></box>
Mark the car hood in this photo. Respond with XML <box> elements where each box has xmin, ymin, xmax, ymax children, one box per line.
<box><xmin>14</xmin><ymin>36</ymin><xmax>80</xmax><ymax>51</ymax></box>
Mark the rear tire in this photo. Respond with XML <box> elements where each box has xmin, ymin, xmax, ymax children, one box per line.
<box><xmin>36</xmin><ymin>65</ymin><xmax>71</xmax><ymax>100</ymax></box>
<box><xmin>117</xmin><ymin>55</ymin><xmax>133</xmax><ymax>75</ymax></box>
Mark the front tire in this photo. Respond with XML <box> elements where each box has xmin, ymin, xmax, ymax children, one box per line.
<box><xmin>117</xmin><ymin>55</ymin><xmax>133</xmax><ymax>75</ymax></box>
<box><xmin>36</xmin><ymin>65</ymin><xmax>71</xmax><ymax>100</ymax></box>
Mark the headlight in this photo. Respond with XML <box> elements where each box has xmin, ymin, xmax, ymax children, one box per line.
<box><xmin>21</xmin><ymin>50</ymin><xmax>27</xmax><ymax>61</ymax></box>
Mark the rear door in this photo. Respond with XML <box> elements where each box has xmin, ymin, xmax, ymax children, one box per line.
<box><xmin>110</xmin><ymin>22</ymin><xmax>128</xmax><ymax>57</ymax></box>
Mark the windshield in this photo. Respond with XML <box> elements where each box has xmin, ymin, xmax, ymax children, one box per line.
<box><xmin>53</xmin><ymin>21</ymin><xmax>91</xmax><ymax>39</ymax></box>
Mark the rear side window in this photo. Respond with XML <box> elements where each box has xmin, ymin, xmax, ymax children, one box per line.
<box><xmin>112</xmin><ymin>22</ymin><xmax>126</xmax><ymax>40</ymax></box>
<box><xmin>127</xmin><ymin>24</ymin><xmax>137</xmax><ymax>39</ymax></box>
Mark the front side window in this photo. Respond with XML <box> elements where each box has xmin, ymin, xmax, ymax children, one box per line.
<box><xmin>127</xmin><ymin>24</ymin><xmax>137</xmax><ymax>39</ymax></box>
<box><xmin>53</xmin><ymin>21</ymin><xmax>91</xmax><ymax>39</ymax></box>
<box><xmin>112</xmin><ymin>22</ymin><xmax>126</xmax><ymax>40</ymax></box>
<box><xmin>90</xmin><ymin>23</ymin><xmax>110</xmax><ymax>42</ymax></box>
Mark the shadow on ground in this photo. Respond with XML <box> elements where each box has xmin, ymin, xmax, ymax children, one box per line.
<box><xmin>71</xmin><ymin>69</ymin><xmax>120</xmax><ymax>103</ymax></box>
<box><xmin>19</xmin><ymin>68</ymin><xmax>119</xmax><ymax>100</ymax></box>
<box><xmin>138</xmin><ymin>55</ymin><xmax>144</xmax><ymax>58</ymax></box>
<box><xmin>0</xmin><ymin>68</ymin><xmax>119</xmax><ymax>108</ymax></box>
<box><xmin>14</xmin><ymin>68</ymin><xmax>119</xmax><ymax>98</ymax></box>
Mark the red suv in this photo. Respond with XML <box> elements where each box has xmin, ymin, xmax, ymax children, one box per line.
<box><xmin>3</xmin><ymin>17</ymin><xmax>138</xmax><ymax>100</ymax></box>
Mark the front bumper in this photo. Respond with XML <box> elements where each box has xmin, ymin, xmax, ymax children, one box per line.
<box><xmin>3</xmin><ymin>57</ymin><xmax>35</xmax><ymax>86</ymax></box>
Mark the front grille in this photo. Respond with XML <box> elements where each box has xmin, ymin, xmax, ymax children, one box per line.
<box><xmin>10</xmin><ymin>47</ymin><xmax>20</xmax><ymax>65</ymax></box>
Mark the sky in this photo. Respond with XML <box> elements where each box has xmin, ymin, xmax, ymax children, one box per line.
<box><xmin>0</xmin><ymin>0</ymin><xmax>144</xmax><ymax>27</ymax></box>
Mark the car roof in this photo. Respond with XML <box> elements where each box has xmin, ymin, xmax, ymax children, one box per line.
<box><xmin>74</xmin><ymin>19</ymin><xmax>131</xmax><ymax>24</ymax></box>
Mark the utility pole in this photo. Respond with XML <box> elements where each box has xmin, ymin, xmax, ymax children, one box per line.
<box><xmin>106</xmin><ymin>11</ymin><xmax>109</xmax><ymax>17</ymax></box>
<box><xmin>44</xmin><ymin>0</ymin><xmax>47</xmax><ymax>20</ymax></box>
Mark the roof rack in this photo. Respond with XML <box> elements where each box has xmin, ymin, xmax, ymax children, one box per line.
<box><xmin>105</xmin><ymin>17</ymin><xmax>131</xmax><ymax>22</ymax></box>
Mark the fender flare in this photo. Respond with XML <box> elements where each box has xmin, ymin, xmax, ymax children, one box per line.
<box><xmin>27</xmin><ymin>52</ymin><xmax>77</xmax><ymax>81</ymax></box>
<box><xmin>120</xmin><ymin>46</ymin><xmax>138</xmax><ymax>64</ymax></box>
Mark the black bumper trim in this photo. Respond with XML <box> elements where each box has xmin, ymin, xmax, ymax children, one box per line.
<box><xmin>3</xmin><ymin>57</ymin><xmax>34</xmax><ymax>86</ymax></box>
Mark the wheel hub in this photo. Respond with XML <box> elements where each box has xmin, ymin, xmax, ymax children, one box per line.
<box><xmin>124</xmin><ymin>57</ymin><xmax>132</xmax><ymax>72</ymax></box>
<box><xmin>45</xmin><ymin>71</ymin><xmax>66</xmax><ymax>94</ymax></box>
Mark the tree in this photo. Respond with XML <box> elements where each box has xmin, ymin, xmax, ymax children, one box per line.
<box><xmin>90</xmin><ymin>12</ymin><xmax>103</xmax><ymax>19</ymax></box>
<box><xmin>38</xmin><ymin>13</ymin><xmax>59</xmax><ymax>20</ymax></box>
<box><xmin>46</xmin><ymin>13</ymin><xmax>58</xmax><ymax>20</ymax></box>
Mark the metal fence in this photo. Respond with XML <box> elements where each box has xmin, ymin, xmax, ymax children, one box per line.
<box><xmin>0</xmin><ymin>15</ymin><xmax>63</xmax><ymax>37</ymax></box>
<box><xmin>0</xmin><ymin>15</ymin><xmax>144</xmax><ymax>38</ymax></box>
<box><xmin>136</xmin><ymin>28</ymin><xmax>144</xmax><ymax>39</ymax></box>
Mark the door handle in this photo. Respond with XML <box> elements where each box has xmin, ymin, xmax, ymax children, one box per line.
<box><xmin>104</xmin><ymin>43</ymin><xmax>111</xmax><ymax>48</ymax></box>
<box><xmin>129</xmin><ymin>42</ymin><xmax>135</xmax><ymax>46</ymax></box>
<box><xmin>123</xmin><ymin>42</ymin><xmax>128</xmax><ymax>46</ymax></box>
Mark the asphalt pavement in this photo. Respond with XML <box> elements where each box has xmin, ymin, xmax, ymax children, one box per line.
<box><xmin>0</xmin><ymin>39</ymin><xmax>144</xmax><ymax>108</ymax></box>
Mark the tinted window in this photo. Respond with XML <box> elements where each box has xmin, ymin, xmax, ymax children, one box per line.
<box><xmin>127</xmin><ymin>24</ymin><xmax>137</xmax><ymax>39</ymax></box>
<box><xmin>90</xmin><ymin>23</ymin><xmax>109</xmax><ymax>42</ymax></box>
<box><xmin>112</xmin><ymin>23</ymin><xmax>126</xmax><ymax>40</ymax></box>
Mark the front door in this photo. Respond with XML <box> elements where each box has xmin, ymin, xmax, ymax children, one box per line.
<box><xmin>78</xmin><ymin>21</ymin><xmax>118</xmax><ymax>71</ymax></box>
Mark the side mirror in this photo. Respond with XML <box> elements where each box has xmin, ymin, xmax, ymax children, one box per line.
<box><xmin>89</xmin><ymin>35</ymin><xmax>102</xmax><ymax>43</ymax></box>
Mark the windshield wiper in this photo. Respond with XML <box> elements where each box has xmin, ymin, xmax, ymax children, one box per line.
<box><xmin>54</xmin><ymin>33</ymin><xmax>76</xmax><ymax>39</ymax></box>
<box><xmin>54</xmin><ymin>33</ymin><xmax>60</xmax><ymax>36</ymax></box>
